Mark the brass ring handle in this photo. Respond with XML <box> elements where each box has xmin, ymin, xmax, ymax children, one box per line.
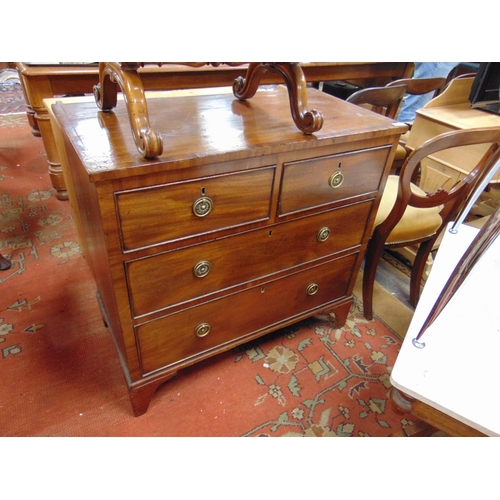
<box><xmin>192</xmin><ymin>196</ymin><xmax>214</xmax><ymax>217</ymax></box>
<box><xmin>195</xmin><ymin>322</ymin><xmax>211</xmax><ymax>338</ymax></box>
<box><xmin>306</xmin><ymin>283</ymin><xmax>319</xmax><ymax>296</ymax></box>
<box><xmin>193</xmin><ymin>260</ymin><xmax>211</xmax><ymax>278</ymax></box>
<box><xmin>329</xmin><ymin>171</ymin><xmax>344</xmax><ymax>189</ymax></box>
<box><xmin>317</xmin><ymin>227</ymin><xmax>330</xmax><ymax>242</ymax></box>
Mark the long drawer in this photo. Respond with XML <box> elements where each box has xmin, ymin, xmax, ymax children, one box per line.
<box><xmin>279</xmin><ymin>146</ymin><xmax>390</xmax><ymax>215</ymax></box>
<box><xmin>126</xmin><ymin>200</ymin><xmax>372</xmax><ymax>317</ymax></box>
<box><xmin>135</xmin><ymin>253</ymin><xmax>357</xmax><ymax>375</ymax></box>
<box><xmin>116</xmin><ymin>166</ymin><xmax>276</xmax><ymax>251</ymax></box>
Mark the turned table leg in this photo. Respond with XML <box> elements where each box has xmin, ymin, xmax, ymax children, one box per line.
<box><xmin>18</xmin><ymin>75</ymin><xmax>41</xmax><ymax>137</ymax></box>
<box><xmin>33</xmin><ymin>106</ymin><xmax>68</xmax><ymax>200</ymax></box>
<box><xmin>18</xmin><ymin>72</ymin><xmax>68</xmax><ymax>201</ymax></box>
<box><xmin>25</xmin><ymin>103</ymin><xmax>41</xmax><ymax>137</ymax></box>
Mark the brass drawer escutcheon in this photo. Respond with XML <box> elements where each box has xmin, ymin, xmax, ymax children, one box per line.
<box><xmin>317</xmin><ymin>227</ymin><xmax>331</xmax><ymax>242</ymax></box>
<box><xmin>193</xmin><ymin>260</ymin><xmax>211</xmax><ymax>278</ymax></box>
<box><xmin>329</xmin><ymin>171</ymin><xmax>344</xmax><ymax>189</ymax></box>
<box><xmin>192</xmin><ymin>196</ymin><xmax>214</xmax><ymax>217</ymax></box>
<box><xmin>195</xmin><ymin>322</ymin><xmax>211</xmax><ymax>337</ymax></box>
<box><xmin>306</xmin><ymin>283</ymin><xmax>319</xmax><ymax>296</ymax></box>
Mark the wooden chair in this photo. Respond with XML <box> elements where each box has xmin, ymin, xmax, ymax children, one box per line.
<box><xmin>347</xmin><ymin>85</ymin><xmax>409</xmax><ymax>177</ymax></box>
<box><xmin>385</xmin><ymin>77</ymin><xmax>447</xmax><ymax>171</ymax></box>
<box><xmin>346</xmin><ymin>84</ymin><xmax>407</xmax><ymax>118</ymax></box>
<box><xmin>386</xmin><ymin>76</ymin><xmax>446</xmax><ymax>110</ymax></box>
<box><xmin>386</xmin><ymin>77</ymin><xmax>447</xmax><ymax>134</ymax></box>
<box><xmin>362</xmin><ymin>127</ymin><xmax>500</xmax><ymax>320</ymax></box>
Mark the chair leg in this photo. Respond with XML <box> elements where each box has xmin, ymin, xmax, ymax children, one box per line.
<box><xmin>0</xmin><ymin>252</ymin><xmax>11</xmax><ymax>270</ymax></box>
<box><xmin>409</xmin><ymin>239</ymin><xmax>435</xmax><ymax>307</ymax></box>
<box><xmin>362</xmin><ymin>236</ymin><xmax>385</xmax><ymax>320</ymax></box>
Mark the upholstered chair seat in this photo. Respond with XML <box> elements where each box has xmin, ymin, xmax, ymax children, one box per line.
<box><xmin>374</xmin><ymin>175</ymin><xmax>442</xmax><ymax>244</ymax></box>
<box><xmin>346</xmin><ymin>86</ymin><xmax>500</xmax><ymax>320</ymax></box>
<box><xmin>362</xmin><ymin>127</ymin><xmax>500</xmax><ymax>320</ymax></box>
<box><xmin>393</xmin><ymin>129</ymin><xmax>411</xmax><ymax>163</ymax></box>
<box><xmin>394</xmin><ymin>143</ymin><xmax>409</xmax><ymax>162</ymax></box>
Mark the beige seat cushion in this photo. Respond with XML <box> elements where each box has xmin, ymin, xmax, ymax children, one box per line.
<box><xmin>394</xmin><ymin>143</ymin><xmax>408</xmax><ymax>161</ymax></box>
<box><xmin>373</xmin><ymin>175</ymin><xmax>442</xmax><ymax>244</ymax></box>
<box><xmin>399</xmin><ymin>127</ymin><xmax>412</xmax><ymax>142</ymax></box>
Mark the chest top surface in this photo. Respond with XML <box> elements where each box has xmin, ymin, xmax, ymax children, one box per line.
<box><xmin>52</xmin><ymin>86</ymin><xmax>406</xmax><ymax>182</ymax></box>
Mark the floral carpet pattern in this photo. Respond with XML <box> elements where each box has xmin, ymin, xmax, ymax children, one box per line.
<box><xmin>234</xmin><ymin>298</ymin><xmax>413</xmax><ymax>436</ymax></box>
<box><xmin>0</xmin><ymin>85</ymin><xmax>417</xmax><ymax>436</ymax></box>
<box><xmin>0</xmin><ymin>121</ymin><xmax>82</xmax><ymax>363</ymax></box>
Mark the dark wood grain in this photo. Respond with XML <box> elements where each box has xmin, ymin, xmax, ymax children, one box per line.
<box><xmin>51</xmin><ymin>86</ymin><xmax>405</xmax><ymax>416</ymax></box>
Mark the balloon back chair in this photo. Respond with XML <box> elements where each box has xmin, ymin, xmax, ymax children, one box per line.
<box><xmin>362</xmin><ymin>127</ymin><xmax>500</xmax><ymax>320</ymax></box>
<box><xmin>346</xmin><ymin>84</ymin><xmax>407</xmax><ymax>118</ymax></box>
<box><xmin>386</xmin><ymin>76</ymin><xmax>446</xmax><ymax>116</ymax></box>
<box><xmin>386</xmin><ymin>76</ymin><xmax>447</xmax><ymax>170</ymax></box>
<box><xmin>347</xmin><ymin>85</ymin><xmax>409</xmax><ymax>175</ymax></box>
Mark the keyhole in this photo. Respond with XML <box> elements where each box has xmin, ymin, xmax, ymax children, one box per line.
<box><xmin>201</xmin><ymin>186</ymin><xmax>206</xmax><ymax>195</ymax></box>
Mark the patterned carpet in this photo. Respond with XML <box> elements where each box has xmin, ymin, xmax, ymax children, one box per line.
<box><xmin>0</xmin><ymin>83</ymin><xmax>419</xmax><ymax>437</ymax></box>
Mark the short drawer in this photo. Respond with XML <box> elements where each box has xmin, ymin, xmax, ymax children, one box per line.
<box><xmin>136</xmin><ymin>253</ymin><xmax>357</xmax><ymax>375</ymax></box>
<box><xmin>279</xmin><ymin>146</ymin><xmax>390</xmax><ymax>215</ymax></box>
<box><xmin>116</xmin><ymin>166</ymin><xmax>275</xmax><ymax>251</ymax></box>
<box><xmin>126</xmin><ymin>200</ymin><xmax>372</xmax><ymax>317</ymax></box>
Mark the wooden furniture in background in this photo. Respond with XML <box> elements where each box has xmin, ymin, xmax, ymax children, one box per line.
<box><xmin>393</xmin><ymin>76</ymin><xmax>500</xmax><ymax>273</ymax></box>
<box><xmin>385</xmin><ymin>76</ymin><xmax>448</xmax><ymax>173</ymax></box>
<box><xmin>362</xmin><ymin>127</ymin><xmax>500</xmax><ymax>319</ymax></box>
<box><xmin>386</xmin><ymin>76</ymin><xmax>446</xmax><ymax>116</ymax></box>
<box><xmin>346</xmin><ymin>84</ymin><xmax>407</xmax><ymax>118</ymax></box>
<box><xmin>49</xmin><ymin>87</ymin><xmax>406</xmax><ymax>416</ymax></box>
<box><xmin>17</xmin><ymin>62</ymin><xmax>413</xmax><ymax>200</ymax></box>
<box><xmin>347</xmin><ymin>84</ymin><xmax>409</xmax><ymax>178</ymax></box>
<box><xmin>407</xmin><ymin>76</ymin><xmax>500</xmax><ymax>193</ymax></box>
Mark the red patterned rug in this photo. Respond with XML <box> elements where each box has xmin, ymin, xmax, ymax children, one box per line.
<box><xmin>0</xmin><ymin>111</ymin><xmax>417</xmax><ymax>437</ymax></box>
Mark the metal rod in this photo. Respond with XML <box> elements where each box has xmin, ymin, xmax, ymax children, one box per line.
<box><xmin>413</xmin><ymin>205</ymin><xmax>500</xmax><ymax>345</ymax></box>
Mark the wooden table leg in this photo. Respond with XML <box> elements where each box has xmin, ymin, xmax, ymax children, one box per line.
<box><xmin>33</xmin><ymin>106</ymin><xmax>69</xmax><ymax>200</ymax></box>
<box><xmin>18</xmin><ymin>80</ymin><xmax>40</xmax><ymax>137</ymax></box>
<box><xmin>18</xmin><ymin>73</ymin><xmax>68</xmax><ymax>200</ymax></box>
<box><xmin>390</xmin><ymin>387</ymin><xmax>486</xmax><ymax>436</ymax></box>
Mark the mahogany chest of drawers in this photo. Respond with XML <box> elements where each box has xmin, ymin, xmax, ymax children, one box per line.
<box><xmin>51</xmin><ymin>87</ymin><xmax>406</xmax><ymax>416</ymax></box>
